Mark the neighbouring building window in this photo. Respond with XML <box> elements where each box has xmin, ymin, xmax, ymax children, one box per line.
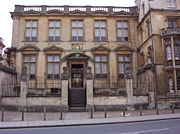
<box><xmin>47</xmin><ymin>55</ymin><xmax>60</xmax><ymax>80</ymax></box>
<box><xmin>117</xmin><ymin>21</ymin><xmax>128</xmax><ymax>41</ymax></box>
<box><xmin>174</xmin><ymin>39</ymin><xmax>180</xmax><ymax>59</ymax></box>
<box><xmin>165</xmin><ymin>40</ymin><xmax>172</xmax><ymax>60</ymax></box>
<box><xmin>72</xmin><ymin>20</ymin><xmax>83</xmax><ymax>41</ymax></box>
<box><xmin>94</xmin><ymin>20</ymin><xmax>106</xmax><ymax>41</ymax></box>
<box><xmin>118</xmin><ymin>55</ymin><xmax>130</xmax><ymax>79</ymax></box>
<box><xmin>23</xmin><ymin>55</ymin><xmax>36</xmax><ymax>79</ymax></box>
<box><xmin>49</xmin><ymin>20</ymin><xmax>60</xmax><ymax>41</ymax></box>
<box><xmin>25</xmin><ymin>20</ymin><xmax>37</xmax><ymax>41</ymax></box>
<box><xmin>168</xmin><ymin>19</ymin><xmax>177</xmax><ymax>27</ymax></box>
<box><xmin>167</xmin><ymin>0</ymin><xmax>176</xmax><ymax>7</ymax></box>
<box><xmin>95</xmin><ymin>55</ymin><xmax>108</xmax><ymax>78</ymax></box>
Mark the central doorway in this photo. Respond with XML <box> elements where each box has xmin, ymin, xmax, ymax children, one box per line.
<box><xmin>68</xmin><ymin>63</ymin><xmax>86</xmax><ymax>108</ymax></box>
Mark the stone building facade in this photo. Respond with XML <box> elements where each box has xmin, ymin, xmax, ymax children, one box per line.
<box><xmin>1</xmin><ymin>0</ymin><xmax>180</xmax><ymax>110</ymax></box>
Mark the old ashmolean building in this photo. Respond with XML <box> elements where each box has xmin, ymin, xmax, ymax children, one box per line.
<box><xmin>1</xmin><ymin>0</ymin><xmax>180</xmax><ymax>110</ymax></box>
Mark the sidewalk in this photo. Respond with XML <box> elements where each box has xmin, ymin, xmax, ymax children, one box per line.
<box><xmin>0</xmin><ymin>113</ymin><xmax>180</xmax><ymax>129</ymax></box>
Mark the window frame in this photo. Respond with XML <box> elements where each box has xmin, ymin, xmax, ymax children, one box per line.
<box><xmin>25</xmin><ymin>20</ymin><xmax>38</xmax><ymax>42</ymax></box>
<box><xmin>94</xmin><ymin>55</ymin><xmax>108</xmax><ymax>79</ymax></box>
<box><xmin>94</xmin><ymin>20</ymin><xmax>107</xmax><ymax>42</ymax></box>
<box><xmin>167</xmin><ymin>0</ymin><xmax>176</xmax><ymax>8</ymax></box>
<box><xmin>48</xmin><ymin>20</ymin><xmax>61</xmax><ymax>42</ymax></box>
<box><xmin>71</xmin><ymin>20</ymin><xmax>84</xmax><ymax>41</ymax></box>
<box><xmin>117</xmin><ymin>55</ymin><xmax>131</xmax><ymax>80</ymax></box>
<box><xmin>46</xmin><ymin>55</ymin><xmax>61</xmax><ymax>80</ymax></box>
<box><xmin>117</xmin><ymin>20</ymin><xmax>129</xmax><ymax>42</ymax></box>
<box><xmin>23</xmin><ymin>55</ymin><xmax>36</xmax><ymax>80</ymax></box>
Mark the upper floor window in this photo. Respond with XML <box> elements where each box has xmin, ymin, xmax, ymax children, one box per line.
<box><xmin>25</xmin><ymin>20</ymin><xmax>37</xmax><ymax>41</ymax></box>
<box><xmin>94</xmin><ymin>20</ymin><xmax>106</xmax><ymax>41</ymax></box>
<box><xmin>117</xmin><ymin>21</ymin><xmax>128</xmax><ymax>41</ymax></box>
<box><xmin>95</xmin><ymin>55</ymin><xmax>108</xmax><ymax>79</ymax></box>
<box><xmin>165</xmin><ymin>40</ymin><xmax>172</xmax><ymax>60</ymax></box>
<box><xmin>174</xmin><ymin>39</ymin><xmax>180</xmax><ymax>59</ymax></box>
<box><xmin>47</xmin><ymin>55</ymin><xmax>60</xmax><ymax>80</ymax></box>
<box><xmin>23</xmin><ymin>55</ymin><xmax>36</xmax><ymax>79</ymax></box>
<box><xmin>167</xmin><ymin>0</ymin><xmax>176</xmax><ymax>8</ymax></box>
<box><xmin>72</xmin><ymin>20</ymin><xmax>83</xmax><ymax>41</ymax></box>
<box><xmin>49</xmin><ymin>20</ymin><xmax>60</xmax><ymax>41</ymax></box>
<box><xmin>47</xmin><ymin>55</ymin><xmax>60</xmax><ymax>79</ymax></box>
<box><xmin>168</xmin><ymin>19</ymin><xmax>178</xmax><ymax>27</ymax></box>
<box><xmin>118</xmin><ymin>55</ymin><xmax>130</xmax><ymax>79</ymax></box>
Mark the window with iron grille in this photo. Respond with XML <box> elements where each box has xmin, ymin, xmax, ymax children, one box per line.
<box><xmin>71</xmin><ymin>20</ymin><xmax>83</xmax><ymax>41</ymax></box>
<box><xmin>47</xmin><ymin>55</ymin><xmax>60</xmax><ymax>80</ymax></box>
<box><xmin>118</xmin><ymin>55</ymin><xmax>130</xmax><ymax>79</ymax></box>
<box><xmin>23</xmin><ymin>55</ymin><xmax>36</xmax><ymax>79</ymax></box>
<box><xmin>25</xmin><ymin>20</ymin><xmax>37</xmax><ymax>41</ymax></box>
<box><xmin>48</xmin><ymin>20</ymin><xmax>60</xmax><ymax>41</ymax></box>
<box><xmin>95</xmin><ymin>55</ymin><xmax>108</xmax><ymax>79</ymax></box>
<box><xmin>94</xmin><ymin>20</ymin><xmax>106</xmax><ymax>41</ymax></box>
<box><xmin>117</xmin><ymin>21</ymin><xmax>128</xmax><ymax>41</ymax></box>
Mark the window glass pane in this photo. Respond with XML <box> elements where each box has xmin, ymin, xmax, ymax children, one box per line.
<box><xmin>55</xmin><ymin>21</ymin><xmax>60</xmax><ymax>27</ymax></box>
<box><xmin>102</xmin><ymin>56</ymin><xmax>107</xmax><ymax>61</ymax></box>
<box><xmin>95</xmin><ymin>21</ymin><xmax>100</xmax><ymax>27</ymax></box>
<box><xmin>32</xmin><ymin>29</ymin><xmax>37</xmax><ymax>37</ymax></box>
<box><xmin>54</xmin><ymin>63</ymin><xmax>59</xmax><ymax>74</ymax></box>
<box><xmin>95</xmin><ymin>29</ymin><xmax>100</xmax><ymax>37</ymax></box>
<box><xmin>102</xmin><ymin>63</ymin><xmax>107</xmax><ymax>74</ymax></box>
<box><xmin>117</xmin><ymin>21</ymin><xmax>123</xmax><ymax>28</ymax></box>
<box><xmin>78</xmin><ymin>29</ymin><xmax>83</xmax><ymax>36</ymax></box>
<box><xmin>72</xmin><ymin>21</ymin><xmax>77</xmax><ymax>27</ymax></box>
<box><xmin>124</xmin><ymin>29</ymin><xmax>128</xmax><ymax>37</ymax></box>
<box><xmin>78</xmin><ymin>21</ymin><xmax>83</xmax><ymax>27</ymax></box>
<box><xmin>54</xmin><ymin>56</ymin><xmax>60</xmax><ymax>62</ymax></box>
<box><xmin>30</xmin><ymin>56</ymin><xmax>36</xmax><ymax>62</ymax></box>
<box><xmin>47</xmin><ymin>63</ymin><xmax>52</xmax><ymax>74</ymax></box>
<box><xmin>101</xmin><ymin>29</ymin><xmax>106</xmax><ymax>37</ymax></box>
<box><xmin>55</xmin><ymin>28</ymin><xmax>60</xmax><ymax>36</ymax></box>
<box><xmin>119</xmin><ymin>63</ymin><xmax>124</xmax><ymax>73</ymax></box>
<box><xmin>25</xmin><ymin>29</ymin><xmax>31</xmax><ymax>37</ymax></box>
<box><xmin>118</xmin><ymin>29</ymin><xmax>123</xmax><ymax>37</ymax></box>
<box><xmin>174</xmin><ymin>46</ymin><xmax>179</xmax><ymax>59</ymax></box>
<box><xmin>49</xmin><ymin>29</ymin><xmax>54</xmax><ymax>36</ymax></box>
<box><xmin>48</xmin><ymin>56</ymin><xmax>53</xmax><ymax>62</ymax></box>
<box><xmin>49</xmin><ymin>21</ymin><xmax>54</xmax><ymax>27</ymax></box>
<box><xmin>95</xmin><ymin>63</ymin><xmax>101</xmax><ymax>74</ymax></box>
<box><xmin>24</xmin><ymin>56</ymin><xmax>29</xmax><ymax>62</ymax></box>
<box><xmin>123</xmin><ymin>21</ymin><xmax>128</xmax><ymax>28</ymax></box>
<box><xmin>32</xmin><ymin>21</ymin><xmax>37</xmax><ymax>27</ymax></box>
<box><xmin>24</xmin><ymin>63</ymin><xmax>29</xmax><ymax>74</ymax></box>
<box><xmin>125</xmin><ymin>56</ymin><xmax>130</xmax><ymax>62</ymax></box>
<box><xmin>26</xmin><ymin>21</ymin><xmax>31</xmax><ymax>27</ymax></box>
<box><xmin>95</xmin><ymin>56</ymin><xmax>101</xmax><ymax>61</ymax></box>
<box><xmin>101</xmin><ymin>21</ymin><xmax>106</xmax><ymax>28</ymax></box>
<box><xmin>118</xmin><ymin>56</ymin><xmax>124</xmax><ymax>62</ymax></box>
<box><xmin>30</xmin><ymin>63</ymin><xmax>35</xmax><ymax>74</ymax></box>
<box><xmin>72</xmin><ymin>29</ymin><xmax>77</xmax><ymax>36</ymax></box>
<box><xmin>166</xmin><ymin>46</ymin><xmax>172</xmax><ymax>60</ymax></box>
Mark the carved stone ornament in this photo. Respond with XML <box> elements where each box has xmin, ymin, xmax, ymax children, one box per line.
<box><xmin>125</xmin><ymin>66</ymin><xmax>133</xmax><ymax>79</ymax></box>
<box><xmin>61</xmin><ymin>67</ymin><xmax>69</xmax><ymax>80</ymax></box>
<box><xmin>85</xmin><ymin>66</ymin><xmax>93</xmax><ymax>80</ymax></box>
<box><xmin>21</xmin><ymin>66</ymin><xmax>28</xmax><ymax>82</ymax></box>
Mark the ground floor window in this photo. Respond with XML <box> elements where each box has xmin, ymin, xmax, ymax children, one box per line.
<box><xmin>23</xmin><ymin>55</ymin><xmax>36</xmax><ymax>79</ymax></box>
<box><xmin>95</xmin><ymin>55</ymin><xmax>108</xmax><ymax>79</ymax></box>
<box><xmin>47</xmin><ymin>55</ymin><xmax>60</xmax><ymax>80</ymax></box>
<box><xmin>118</xmin><ymin>55</ymin><xmax>130</xmax><ymax>79</ymax></box>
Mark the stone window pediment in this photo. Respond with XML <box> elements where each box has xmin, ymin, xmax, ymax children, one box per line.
<box><xmin>23</xmin><ymin>10</ymin><xmax>41</xmax><ymax>15</ymax></box>
<box><xmin>45</xmin><ymin>10</ymin><xmax>64</xmax><ymax>15</ymax></box>
<box><xmin>92</xmin><ymin>10</ymin><xmax>109</xmax><ymax>16</ymax></box>
<box><xmin>19</xmin><ymin>45</ymin><xmax>40</xmax><ymax>51</ymax></box>
<box><xmin>68</xmin><ymin>10</ymin><xmax>87</xmax><ymax>16</ymax></box>
<box><xmin>44</xmin><ymin>45</ymin><xmax>63</xmax><ymax>54</ymax></box>
<box><xmin>91</xmin><ymin>45</ymin><xmax>110</xmax><ymax>54</ymax></box>
<box><xmin>113</xmin><ymin>11</ymin><xmax>130</xmax><ymax>16</ymax></box>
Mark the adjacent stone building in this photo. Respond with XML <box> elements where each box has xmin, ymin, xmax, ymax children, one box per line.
<box><xmin>1</xmin><ymin>0</ymin><xmax>180</xmax><ymax>111</ymax></box>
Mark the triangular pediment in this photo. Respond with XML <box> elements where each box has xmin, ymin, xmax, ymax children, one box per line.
<box><xmin>92</xmin><ymin>10</ymin><xmax>109</xmax><ymax>16</ymax></box>
<box><xmin>113</xmin><ymin>11</ymin><xmax>130</xmax><ymax>16</ymax></box>
<box><xmin>45</xmin><ymin>9</ymin><xmax>64</xmax><ymax>15</ymax></box>
<box><xmin>91</xmin><ymin>45</ymin><xmax>111</xmax><ymax>52</ymax></box>
<box><xmin>68</xmin><ymin>10</ymin><xmax>87</xmax><ymax>16</ymax></box>
<box><xmin>19</xmin><ymin>45</ymin><xmax>40</xmax><ymax>51</ymax></box>
<box><xmin>114</xmin><ymin>44</ymin><xmax>133</xmax><ymax>51</ymax></box>
<box><xmin>23</xmin><ymin>10</ymin><xmax>41</xmax><ymax>15</ymax></box>
<box><xmin>44</xmin><ymin>45</ymin><xmax>63</xmax><ymax>51</ymax></box>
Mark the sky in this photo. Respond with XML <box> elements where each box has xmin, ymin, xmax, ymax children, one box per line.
<box><xmin>0</xmin><ymin>0</ymin><xmax>135</xmax><ymax>48</ymax></box>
